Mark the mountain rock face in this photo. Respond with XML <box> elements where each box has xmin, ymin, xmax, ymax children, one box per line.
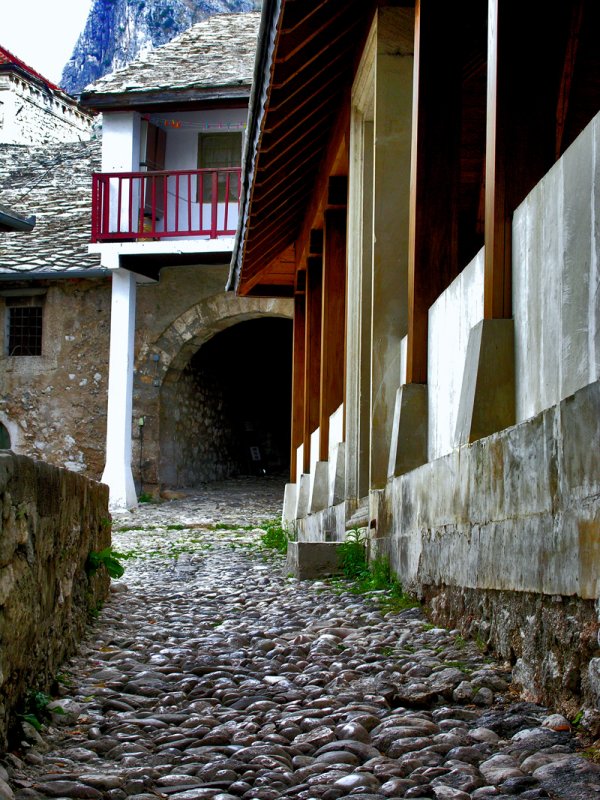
<box><xmin>61</xmin><ymin>0</ymin><xmax>258</xmax><ymax>95</ymax></box>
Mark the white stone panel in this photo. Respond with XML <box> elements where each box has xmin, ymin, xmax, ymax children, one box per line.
<box><xmin>513</xmin><ymin>111</ymin><xmax>600</xmax><ymax>422</ymax></box>
<box><xmin>427</xmin><ymin>250</ymin><xmax>484</xmax><ymax>461</ymax></box>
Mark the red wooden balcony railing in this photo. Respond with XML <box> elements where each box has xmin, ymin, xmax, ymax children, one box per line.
<box><xmin>91</xmin><ymin>167</ymin><xmax>242</xmax><ymax>242</ymax></box>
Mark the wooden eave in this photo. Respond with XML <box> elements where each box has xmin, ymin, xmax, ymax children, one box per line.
<box><xmin>236</xmin><ymin>0</ymin><xmax>376</xmax><ymax>297</ymax></box>
<box><xmin>79</xmin><ymin>85</ymin><xmax>251</xmax><ymax>113</ymax></box>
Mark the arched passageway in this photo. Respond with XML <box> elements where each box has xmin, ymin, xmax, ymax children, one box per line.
<box><xmin>158</xmin><ymin>317</ymin><xmax>292</xmax><ymax>488</ymax></box>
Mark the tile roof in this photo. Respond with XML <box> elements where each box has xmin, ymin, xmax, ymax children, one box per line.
<box><xmin>83</xmin><ymin>12</ymin><xmax>260</xmax><ymax>99</ymax></box>
<box><xmin>0</xmin><ymin>138</ymin><xmax>101</xmax><ymax>274</ymax></box>
<box><xmin>0</xmin><ymin>44</ymin><xmax>62</xmax><ymax>92</ymax></box>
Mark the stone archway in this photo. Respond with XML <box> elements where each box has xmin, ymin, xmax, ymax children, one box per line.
<box><xmin>133</xmin><ymin>293</ymin><xmax>293</xmax><ymax>492</ymax></box>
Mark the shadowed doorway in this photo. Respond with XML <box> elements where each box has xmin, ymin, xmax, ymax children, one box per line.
<box><xmin>159</xmin><ymin>317</ymin><xmax>293</xmax><ymax>488</ymax></box>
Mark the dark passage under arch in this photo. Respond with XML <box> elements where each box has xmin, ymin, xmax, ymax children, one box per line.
<box><xmin>0</xmin><ymin>423</ymin><xmax>10</xmax><ymax>450</ymax></box>
<box><xmin>159</xmin><ymin>317</ymin><xmax>292</xmax><ymax>487</ymax></box>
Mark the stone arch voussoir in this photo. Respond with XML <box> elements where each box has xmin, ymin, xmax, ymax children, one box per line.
<box><xmin>141</xmin><ymin>293</ymin><xmax>293</xmax><ymax>385</ymax></box>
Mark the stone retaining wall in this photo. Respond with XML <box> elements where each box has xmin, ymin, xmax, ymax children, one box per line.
<box><xmin>0</xmin><ymin>453</ymin><xmax>110</xmax><ymax>748</ymax></box>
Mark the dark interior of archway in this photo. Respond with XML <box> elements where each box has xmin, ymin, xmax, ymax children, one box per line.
<box><xmin>160</xmin><ymin>318</ymin><xmax>293</xmax><ymax>488</ymax></box>
<box><xmin>195</xmin><ymin>317</ymin><xmax>293</xmax><ymax>475</ymax></box>
<box><xmin>0</xmin><ymin>424</ymin><xmax>10</xmax><ymax>450</ymax></box>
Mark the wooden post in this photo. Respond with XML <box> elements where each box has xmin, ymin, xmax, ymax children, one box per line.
<box><xmin>319</xmin><ymin>208</ymin><xmax>347</xmax><ymax>461</ymax></box>
<box><xmin>484</xmin><ymin>0</ymin><xmax>558</xmax><ymax>320</ymax></box>
<box><xmin>303</xmin><ymin>256</ymin><xmax>323</xmax><ymax>473</ymax></box>
<box><xmin>406</xmin><ymin>0</ymin><xmax>462</xmax><ymax>384</ymax></box>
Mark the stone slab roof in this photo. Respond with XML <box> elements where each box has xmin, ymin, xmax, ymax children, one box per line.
<box><xmin>83</xmin><ymin>12</ymin><xmax>260</xmax><ymax>100</ymax></box>
<box><xmin>0</xmin><ymin>139</ymin><xmax>101</xmax><ymax>275</ymax></box>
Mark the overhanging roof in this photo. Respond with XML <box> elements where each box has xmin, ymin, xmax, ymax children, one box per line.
<box><xmin>80</xmin><ymin>13</ymin><xmax>260</xmax><ymax>111</ymax></box>
<box><xmin>229</xmin><ymin>0</ymin><xmax>377</xmax><ymax>297</ymax></box>
<box><xmin>0</xmin><ymin>204</ymin><xmax>35</xmax><ymax>233</ymax></box>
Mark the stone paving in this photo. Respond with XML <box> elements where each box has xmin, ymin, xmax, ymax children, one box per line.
<box><xmin>3</xmin><ymin>477</ymin><xmax>600</xmax><ymax>800</ymax></box>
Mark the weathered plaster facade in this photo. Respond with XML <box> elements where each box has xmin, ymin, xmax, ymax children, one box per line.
<box><xmin>0</xmin><ymin>17</ymin><xmax>293</xmax><ymax>509</ymax></box>
<box><xmin>0</xmin><ymin>279</ymin><xmax>111</xmax><ymax>476</ymax></box>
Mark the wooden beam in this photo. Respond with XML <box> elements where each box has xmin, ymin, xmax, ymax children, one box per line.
<box><xmin>290</xmin><ymin>292</ymin><xmax>306</xmax><ymax>482</ymax></box>
<box><xmin>484</xmin><ymin>0</ymin><xmax>558</xmax><ymax>320</ymax></box>
<box><xmin>484</xmin><ymin>0</ymin><xmax>510</xmax><ymax>321</ymax></box>
<box><xmin>556</xmin><ymin>0</ymin><xmax>585</xmax><ymax>159</ymax></box>
<box><xmin>319</xmin><ymin>209</ymin><xmax>347</xmax><ymax>461</ymax></box>
<box><xmin>275</xmin><ymin>2</ymin><xmax>350</xmax><ymax>65</ymax></box>
<box><xmin>406</xmin><ymin>0</ymin><xmax>462</xmax><ymax>384</ymax></box>
<box><xmin>309</xmin><ymin>229</ymin><xmax>323</xmax><ymax>256</ymax></box>
<box><xmin>303</xmin><ymin>256</ymin><xmax>323</xmax><ymax>473</ymax></box>
<box><xmin>296</xmin><ymin>101</ymin><xmax>351</xmax><ymax>271</ymax></box>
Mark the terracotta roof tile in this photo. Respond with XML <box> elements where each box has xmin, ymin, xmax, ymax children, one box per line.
<box><xmin>0</xmin><ymin>44</ymin><xmax>62</xmax><ymax>92</ymax></box>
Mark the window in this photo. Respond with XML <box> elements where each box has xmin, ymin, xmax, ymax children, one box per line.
<box><xmin>197</xmin><ymin>132</ymin><xmax>242</xmax><ymax>202</ymax></box>
<box><xmin>6</xmin><ymin>296</ymin><xmax>43</xmax><ymax>356</ymax></box>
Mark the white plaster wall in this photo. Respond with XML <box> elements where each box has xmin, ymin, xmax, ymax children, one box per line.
<box><xmin>513</xmin><ymin>111</ymin><xmax>600</xmax><ymax>423</ymax></box>
<box><xmin>329</xmin><ymin>404</ymin><xmax>344</xmax><ymax>452</ymax></box>
<box><xmin>101</xmin><ymin>112</ymin><xmax>142</xmax><ymax>172</ymax></box>
<box><xmin>101</xmin><ymin>112</ymin><xmax>142</xmax><ymax>233</ymax></box>
<box><xmin>427</xmin><ymin>250</ymin><xmax>484</xmax><ymax>461</ymax></box>
<box><xmin>159</xmin><ymin>108</ymin><xmax>245</xmax><ymax>237</ymax></box>
<box><xmin>399</xmin><ymin>335</ymin><xmax>407</xmax><ymax>385</ymax></box>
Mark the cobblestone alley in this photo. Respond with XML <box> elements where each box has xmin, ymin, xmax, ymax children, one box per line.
<box><xmin>3</xmin><ymin>479</ymin><xmax>599</xmax><ymax>800</ymax></box>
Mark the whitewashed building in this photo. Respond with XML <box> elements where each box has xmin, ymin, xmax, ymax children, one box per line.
<box><xmin>0</xmin><ymin>46</ymin><xmax>93</xmax><ymax>145</ymax></box>
<box><xmin>0</xmin><ymin>15</ymin><xmax>292</xmax><ymax>510</ymax></box>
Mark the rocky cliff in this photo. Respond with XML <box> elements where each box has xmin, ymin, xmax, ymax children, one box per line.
<box><xmin>61</xmin><ymin>0</ymin><xmax>258</xmax><ymax>95</ymax></box>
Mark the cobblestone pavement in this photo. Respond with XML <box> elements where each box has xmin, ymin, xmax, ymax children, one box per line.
<box><xmin>3</xmin><ymin>478</ymin><xmax>600</xmax><ymax>800</ymax></box>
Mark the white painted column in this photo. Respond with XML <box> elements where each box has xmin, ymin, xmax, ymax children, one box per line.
<box><xmin>101</xmin><ymin>112</ymin><xmax>142</xmax><ymax>234</ymax></box>
<box><xmin>102</xmin><ymin>268</ymin><xmax>138</xmax><ymax>510</ymax></box>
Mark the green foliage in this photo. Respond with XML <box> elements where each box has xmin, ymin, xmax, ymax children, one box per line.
<box><xmin>115</xmin><ymin>524</ymin><xmax>157</xmax><ymax>532</ymax></box>
<box><xmin>213</xmin><ymin>522</ymin><xmax>255</xmax><ymax>531</ymax></box>
<box><xmin>138</xmin><ymin>491</ymin><xmax>155</xmax><ymax>503</ymax></box>
<box><xmin>572</xmin><ymin>709</ymin><xmax>584</xmax><ymax>727</ymax></box>
<box><xmin>338</xmin><ymin>528</ymin><xmax>368</xmax><ymax>579</ymax></box>
<box><xmin>581</xmin><ymin>745</ymin><xmax>600</xmax><ymax>764</ymax></box>
<box><xmin>20</xmin><ymin>690</ymin><xmax>63</xmax><ymax>731</ymax></box>
<box><xmin>260</xmin><ymin>521</ymin><xmax>288</xmax><ymax>554</ymax></box>
<box><xmin>334</xmin><ymin>532</ymin><xmax>419</xmax><ymax>614</ymax></box>
<box><xmin>86</xmin><ymin>547</ymin><xmax>126</xmax><ymax>579</ymax></box>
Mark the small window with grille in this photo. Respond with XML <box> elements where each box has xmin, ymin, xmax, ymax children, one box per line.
<box><xmin>6</xmin><ymin>297</ymin><xmax>43</xmax><ymax>356</ymax></box>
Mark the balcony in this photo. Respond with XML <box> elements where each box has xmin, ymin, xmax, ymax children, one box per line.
<box><xmin>91</xmin><ymin>168</ymin><xmax>241</xmax><ymax>243</ymax></box>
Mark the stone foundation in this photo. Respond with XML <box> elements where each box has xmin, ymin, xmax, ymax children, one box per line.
<box><xmin>0</xmin><ymin>453</ymin><xmax>110</xmax><ymax>748</ymax></box>
<box><xmin>425</xmin><ymin>585</ymin><xmax>599</xmax><ymax>717</ymax></box>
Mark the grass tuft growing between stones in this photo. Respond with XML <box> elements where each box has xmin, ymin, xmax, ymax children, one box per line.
<box><xmin>327</xmin><ymin>529</ymin><xmax>420</xmax><ymax>614</ymax></box>
<box><xmin>259</xmin><ymin>520</ymin><xmax>288</xmax><ymax>554</ymax></box>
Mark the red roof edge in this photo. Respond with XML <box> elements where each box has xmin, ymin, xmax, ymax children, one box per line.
<box><xmin>0</xmin><ymin>44</ymin><xmax>63</xmax><ymax>92</ymax></box>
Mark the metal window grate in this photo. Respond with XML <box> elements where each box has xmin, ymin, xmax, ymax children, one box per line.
<box><xmin>8</xmin><ymin>306</ymin><xmax>42</xmax><ymax>356</ymax></box>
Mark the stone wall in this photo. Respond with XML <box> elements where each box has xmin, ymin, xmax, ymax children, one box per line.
<box><xmin>378</xmin><ymin>378</ymin><xmax>600</xmax><ymax>713</ymax></box>
<box><xmin>133</xmin><ymin>267</ymin><xmax>293</xmax><ymax>491</ymax></box>
<box><xmin>0</xmin><ymin>452</ymin><xmax>110</xmax><ymax>748</ymax></box>
<box><xmin>0</xmin><ymin>75</ymin><xmax>93</xmax><ymax>146</ymax></box>
<box><xmin>0</xmin><ymin>278</ymin><xmax>111</xmax><ymax>480</ymax></box>
<box><xmin>158</xmin><ymin>361</ymin><xmax>241</xmax><ymax>488</ymax></box>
